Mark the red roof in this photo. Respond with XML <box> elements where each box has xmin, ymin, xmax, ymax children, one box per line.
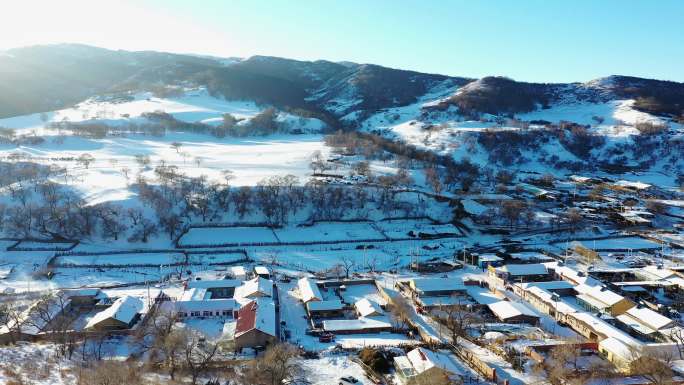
<box><xmin>235</xmin><ymin>300</ymin><xmax>257</xmax><ymax>336</ymax></box>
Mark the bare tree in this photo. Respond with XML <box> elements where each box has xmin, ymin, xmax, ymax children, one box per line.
<box><xmin>180</xmin><ymin>328</ymin><xmax>219</xmax><ymax>385</ymax></box>
<box><xmin>171</xmin><ymin>141</ymin><xmax>183</xmax><ymax>153</ymax></box>
<box><xmin>389</xmin><ymin>295</ymin><xmax>413</xmax><ymax>330</ymax></box>
<box><xmin>244</xmin><ymin>343</ymin><xmax>301</xmax><ymax>385</ymax></box>
<box><xmin>629</xmin><ymin>350</ymin><xmax>674</xmax><ymax>385</ymax></box>
<box><xmin>0</xmin><ymin>300</ymin><xmax>24</xmax><ymax>344</ymax></box>
<box><xmin>340</xmin><ymin>256</ymin><xmax>356</xmax><ymax>278</ymax></box>
<box><xmin>565</xmin><ymin>208</ymin><xmax>583</xmax><ymax>232</ymax></box>
<box><xmin>431</xmin><ymin>296</ymin><xmax>480</xmax><ymax>345</ymax></box>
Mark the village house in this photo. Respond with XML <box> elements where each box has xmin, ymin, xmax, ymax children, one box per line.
<box><xmin>85</xmin><ymin>295</ymin><xmax>143</xmax><ymax>331</ymax></box>
<box><xmin>233</xmin><ymin>298</ymin><xmax>277</xmax><ymax>350</ymax></box>
<box><xmin>489</xmin><ymin>263</ymin><xmax>550</xmax><ymax>285</ymax></box>
<box><xmin>298</xmin><ymin>277</ymin><xmax>323</xmax><ymax>303</ymax></box>
<box><xmin>393</xmin><ymin>347</ymin><xmax>462</xmax><ymax>385</ymax></box>
<box><xmin>234</xmin><ymin>277</ymin><xmax>274</xmax><ymax>299</ymax></box>
<box><xmin>575</xmin><ymin>284</ymin><xmax>634</xmax><ymax>316</ymax></box>
<box><xmin>615</xmin><ymin>305</ymin><xmax>676</xmax><ymax>340</ymax></box>
<box><xmin>476</xmin><ymin>254</ymin><xmax>504</xmax><ymax>269</ymax></box>
<box><xmin>306</xmin><ymin>299</ymin><xmax>345</xmax><ymax>319</ymax></box>
<box><xmin>355</xmin><ymin>298</ymin><xmax>384</xmax><ymax>317</ymax></box>
<box><xmin>174</xmin><ymin>288</ymin><xmax>237</xmax><ymax>319</ymax></box>
<box><xmin>487</xmin><ymin>300</ymin><xmax>540</xmax><ymax>325</ymax></box>
<box><xmin>403</xmin><ymin>278</ymin><xmax>469</xmax><ymax>310</ymax></box>
<box><xmin>187</xmin><ymin>279</ymin><xmax>241</xmax><ymax>298</ymax></box>
<box><xmin>406</xmin><ymin>278</ymin><xmax>467</xmax><ymax>297</ymax></box>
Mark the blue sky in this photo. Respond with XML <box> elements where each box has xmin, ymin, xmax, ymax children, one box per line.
<box><xmin>3</xmin><ymin>0</ymin><xmax>683</xmax><ymax>82</ymax></box>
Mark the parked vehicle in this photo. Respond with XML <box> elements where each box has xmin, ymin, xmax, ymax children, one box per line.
<box><xmin>339</xmin><ymin>376</ymin><xmax>359</xmax><ymax>385</ymax></box>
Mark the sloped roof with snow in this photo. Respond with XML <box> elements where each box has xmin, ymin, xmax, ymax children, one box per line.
<box><xmin>575</xmin><ymin>284</ymin><xmax>626</xmax><ymax>307</ymax></box>
<box><xmin>85</xmin><ymin>295</ymin><xmax>143</xmax><ymax>329</ymax></box>
<box><xmin>235</xmin><ymin>298</ymin><xmax>276</xmax><ymax>337</ymax></box>
<box><xmin>550</xmin><ymin>264</ymin><xmax>602</xmax><ymax>286</ymax></box>
<box><xmin>520</xmin><ymin>281</ymin><xmax>575</xmax><ymax>291</ymax></box>
<box><xmin>298</xmin><ymin>277</ymin><xmax>323</xmax><ymax>303</ymax></box>
<box><xmin>322</xmin><ymin>317</ymin><xmax>392</xmax><ymax>332</ymax></box>
<box><xmin>355</xmin><ymin>298</ymin><xmax>383</xmax><ymax>317</ymax></box>
<box><xmin>569</xmin><ymin>312</ymin><xmax>640</xmax><ymax>346</ymax></box>
<box><xmin>488</xmin><ymin>300</ymin><xmax>538</xmax><ymax>321</ymax></box>
<box><xmin>406</xmin><ymin>348</ymin><xmax>460</xmax><ymax>375</ymax></box>
<box><xmin>623</xmin><ymin>306</ymin><xmax>674</xmax><ymax>331</ymax></box>
<box><xmin>188</xmin><ymin>279</ymin><xmax>241</xmax><ymax>289</ymax></box>
<box><xmin>176</xmin><ymin>298</ymin><xmax>236</xmax><ymax>313</ymax></box>
<box><xmin>235</xmin><ymin>277</ymin><xmax>273</xmax><ymax>298</ymax></box>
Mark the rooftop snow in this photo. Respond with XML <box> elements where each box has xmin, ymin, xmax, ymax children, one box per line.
<box><xmin>355</xmin><ymin>298</ymin><xmax>383</xmax><ymax>317</ymax></box>
<box><xmin>307</xmin><ymin>299</ymin><xmax>344</xmax><ymax>312</ymax></box>
<box><xmin>411</xmin><ymin>278</ymin><xmax>466</xmax><ymax>294</ymax></box>
<box><xmin>85</xmin><ymin>295</ymin><xmax>143</xmax><ymax>329</ymax></box>
<box><xmin>499</xmin><ymin>264</ymin><xmax>548</xmax><ymax>276</ymax></box>
<box><xmin>298</xmin><ymin>277</ymin><xmax>323</xmax><ymax>303</ymax></box>
<box><xmin>322</xmin><ymin>317</ymin><xmax>392</xmax><ymax>332</ymax></box>
<box><xmin>488</xmin><ymin>300</ymin><xmax>538</xmax><ymax>320</ymax></box>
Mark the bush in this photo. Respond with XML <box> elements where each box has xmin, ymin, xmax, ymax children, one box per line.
<box><xmin>359</xmin><ymin>347</ymin><xmax>391</xmax><ymax>373</ymax></box>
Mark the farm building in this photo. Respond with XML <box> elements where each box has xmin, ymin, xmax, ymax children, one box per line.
<box><xmin>233</xmin><ymin>299</ymin><xmax>277</xmax><ymax>350</ymax></box>
<box><xmin>394</xmin><ymin>347</ymin><xmax>462</xmax><ymax>385</ymax></box>
<box><xmin>84</xmin><ymin>296</ymin><xmax>143</xmax><ymax>331</ymax></box>
<box><xmin>488</xmin><ymin>300</ymin><xmax>540</xmax><ymax>325</ymax></box>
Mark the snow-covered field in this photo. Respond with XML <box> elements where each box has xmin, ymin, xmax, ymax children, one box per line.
<box><xmin>178</xmin><ymin>226</ymin><xmax>279</xmax><ymax>247</ymax></box>
<box><xmin>54</xmin><ymin>252</ymin><xmax>186</xmax><ymax>267</ymax></box>
<box><xmin>274</xmin><ymin>222</ymin><xmax>387</xmax><ymax>243</ymax></box>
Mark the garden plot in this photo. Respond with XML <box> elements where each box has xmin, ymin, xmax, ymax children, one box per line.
<box><xmin>186</xmin><ymin>251</ymin><xmax>247</xmax><ymax>265</ymax></box>
<box><xmin>298</xmin><ymin>356</ymin><xmax>371</xmax><ymax>385</ymax></box>
<box><xmin>254</xmin><ymin>248</ymin><xmax>397</xmax><ymax>272</ymax></box>
<box><xmin>375</xmin><ymin>219</ymin><xmax>461</xmax><ymax>239</ymax></box>
<box><xmin>11</xmin><ymin>240</ymin><xmax>77</xmax><ymax>251</ymax></box>
<box><xmin>274</xmin><ymin>222</ymin><xmax>387</xmax><ymax>243</ymax></box>
<box><xmin>178</xmin><ymin>226</ymin><xmax>278</xmax><ymax>247</ymax></box>
<box><xmin>54</xmin><ymin>252</ymin><xmax>186</xmax><ymax>267</ymax></box>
